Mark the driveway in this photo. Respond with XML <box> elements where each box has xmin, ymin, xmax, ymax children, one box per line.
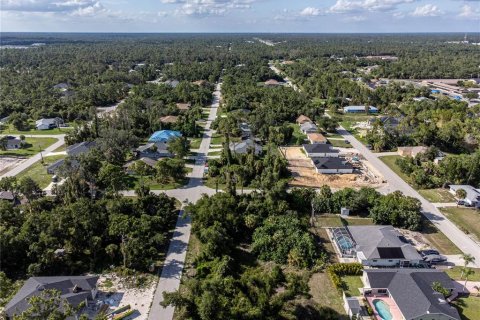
<box><xmin>338</xmin><ymin>126</ymin><xmax>480</xmax><ymax>267</ymax></box>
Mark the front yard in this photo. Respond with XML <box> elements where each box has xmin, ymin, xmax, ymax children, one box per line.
<box><xmin>16</xmin><ymin>155</ymin><xmax>65</xmax><ymax>188</ymax></box>
<box><xmin>421</xmin><ymin>219</ymin><xmax>462</xmax><ymax>255</ymax></box>
<box><xmin>0</xmin><ymin>137</ymin><xmax>58</xmax><ymax>157</ymax></box>
<box><xmin>418</xmin><ymin>188</ymin><xmax>456</xmax><ymax>203</ymax></box>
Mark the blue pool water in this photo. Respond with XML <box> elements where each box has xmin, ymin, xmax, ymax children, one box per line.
<box><xmin>337</xmin><ymin>236</ymin><xmax>354</xmax><ymax>249</ymax></box>
<box><xmin>373</xmin><ymin>299</ymin><xmax>393</xmax><ymax>320</ymax></box>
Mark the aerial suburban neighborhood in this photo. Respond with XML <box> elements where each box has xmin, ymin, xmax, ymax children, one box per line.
<box><xmin>1</xmin><ymin>6</ymin><xmax>480</xmax><ymax>320</ymax></box>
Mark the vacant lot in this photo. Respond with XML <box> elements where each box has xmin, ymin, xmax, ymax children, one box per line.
<box><xmin>441</xmin><ymin>207</ymin><xmax>480</xmax><ymax>243</ymax></box>
<box><xmin>309</xmin><ymin>272</ymin><xmax>347</xmax><ymax>317</ymax></box>
<box><xmin>281</xmin><ymin>146</ymin><xmax>381</xmax><ymax>189</ymax></box>
<box><xmin>419</xmin><ymin>188</ymin><xmax>456</xmax><ymax>203</ymax></box>
<box><xmin>0</xmin><ymin>137</ymin><xmax>58</xmax><ymax>157</ymax></box>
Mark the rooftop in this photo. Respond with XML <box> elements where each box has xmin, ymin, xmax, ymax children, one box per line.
<box><xmin>449</xmin><ymin>185</ymin><xmax>480</xmax><ymax>202</ymax></box>
<box><xmin>307</xmin><ymin>133</ymin><xmax>327</xmax><ymax>143</ymax></box>
<box><xmin>303</xmin><ymin>144</ymin><xmax>339</xmax><ymax>154</ymax></box>
<box><xmin>312</xmin><ymin>157</ymin><xmax>353</xmax><ymax>170</ymax></box>
<box><xmin>365</xmin><ymin>269</ymin><xmax>460</xmax><ymax>320</ymax></box>
<box><xmin>347</xmin><ymin>225</ymin><xmax>422</xmax><ymax>260</ymax></box>
<box><xmin>148</xmin><ymin>130</ymin><xmax>182</xmax><ymax>143</ymax></box>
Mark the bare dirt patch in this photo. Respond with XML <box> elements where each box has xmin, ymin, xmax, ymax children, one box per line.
<box><xmin>0</xmin><ymin>157</ymin><xmax>25</xmax><ymax>175</ymax></box>
<box><xmin>280</xmin><ymin>147</ymin><xmax>384</xmax><ymax>189</ymax></box>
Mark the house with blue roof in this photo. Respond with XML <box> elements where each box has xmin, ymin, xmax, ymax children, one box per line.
<box><xmin>148</xmin><ymin>130</ymin><xmax>182</xmax><ymax>143</ymax></box>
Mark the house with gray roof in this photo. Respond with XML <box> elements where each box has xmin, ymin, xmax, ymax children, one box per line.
<box><xmin>135</xmin><ymin>141</ymin><xmax>172</xmax><ymax>160</ymax></box>
<box><xmin>47</xmin><ymin>141</ymin><xmax>97</xmax><ymax>175</ymax></box>
<box><xmin>361</xmin><ymin>269</ymin><xmax>460</xmax><ymax>320</ymax></box>
<box><xmin>449</xmin><ymin>185</ymin><xmax>480</xmax><ymax>208</ymax></box>
<box><xmin>35</xmin><ymin>118</ymin><xmax>64</xmax><ymax>130</ymax></box>
<box><xmin>345</xmin><ymin>225</ymin><xmax>424</xmax><ymax>267</ymax></box>
<box><xmin>230</xmin><ymin>139</ymin><xmax>262</xmax><ymax>155</ymax></box>
<box><xmin>3</xmin><ymin>276</ymin><xmax>99</xmax><ymax>319</ymax></box>
<box><xmin>303</xmin><ymin>144</ymin><xmax>339</xmax><ymax>158</ymax></box>
<box><xmin>300</xmin><ymin>122</ymin><xmax>318</xmax><ymax>134</ymax></box>
<box><xmin>2</xmin><ymin>136</ymin><xmax>22</xmax><ymax>150</ymax></box>
<box><xmin>311</xmin><ymin>157</ymin><xmax>353</xmax><ymax>174</ymax></box>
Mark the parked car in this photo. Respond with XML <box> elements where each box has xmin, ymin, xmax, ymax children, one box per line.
<box><xmin>344</xmin><ymin>140</ymin><xmax>350</xmax><ymax>144</ymax></box>
<box><xmin>420</xmin><ymin>249</ymin><xmax>440</xmax><ymax>256</ymax></box>
<box><xmin>423</xmin><ymin>254</ymin><xmax>447</xmax><ymax>264</ymax></box>
<box><xmin>366</xmin><ymin>144</ymin><xmax>373</xmax><ymax>150</ymax></box>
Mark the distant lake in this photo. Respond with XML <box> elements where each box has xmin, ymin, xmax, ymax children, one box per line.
<box><xmin>0</xmin><ymin>43</ymin><xmax>46</xmax><ymax>49</ymax></box>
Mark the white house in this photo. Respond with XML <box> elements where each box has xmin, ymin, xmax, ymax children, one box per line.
<box><xmin>300</xmin><ymin>122</ymin><xmax>318</xmax><ymax>134</ymax></box>
<box><xmin>303</xmin><ymin>144</ymin><xmax>339</xmax><ymax>158</ymax></box>
<box><xmin>449</xmin><ymin>185</ymin><xmax>480</xmax><ymax>208</ymax></box>
<box><xmin>35</xmin><ymin>118</ymin><xmax>63</xmax><ymax>130</ymax></box>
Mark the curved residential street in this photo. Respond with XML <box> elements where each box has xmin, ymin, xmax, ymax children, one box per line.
<box><xmin>147</xmin><ymin>82</ymin><xmax>222</xmax><ymax>320</ymax></box>
<box><xmin>337</xmin><ymin>126</ymin><xmax>480</xmax><ymax>267</ymax></box>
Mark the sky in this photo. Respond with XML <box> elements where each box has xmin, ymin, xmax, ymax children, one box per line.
<box><xmin>1</xmin><ymin>0</ymin><xmax>479</xmax><ymax>33</ymax></box>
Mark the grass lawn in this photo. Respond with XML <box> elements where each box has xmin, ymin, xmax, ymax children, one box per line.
<box><xmin>52</xmin><ymin>144</ymin><xmax>67</xmax><ymax>152</ymax></box>
<box><xmin>188</xmin><ymin>138</ymin><xmax>201</xmax><ymax>149</ymax></box>
<box><xmin>1</xmin><ymin>126</ymin><xmax>71</xmax><ymax>135</ymax></box>
<box><xmin>421</xmin><ymin>219</ymin><xmax>462</xmax><ymax>255</ymax></box>
<box><xmin>441</xmin><ymin>207</ymin><xmax>480</xmax><ymax>242</ymax></box>
<box><xmin>419</xmin><ymin>188</ymin><xmax>456</xmax><ymax>203</ymax></box>
<box><xmin>0</xmin><ymin>137</ymin><xmax>58</xmax><ymax>157</ymax></box>
<box><xmin>445</xmin><ymin>267</ymin><xmax>480</xmax><ymax>282</ymax></box>
<box><xmin>128</xmin><ymin>175</ymin><xmax>189</xmax><ymax>190</ymax></box>
<box><xmin>288</xmin><ymin>123</ymin><xmax>307</xmax><ymax>145</ymax></box>
<box><xmin>342</xmin><ymin>276</ymin><xmax>363</xmax><ymax>297</ymax></box>
<box><xmin>454</xmin><ymin>295</ymin><xmax>480</xmax><ymax>320</ymax></box>
<box><xmin>16</xmin><ymin>155</ymin><xmax>65</xmax><ymax>188</ymax></box>
<box><xmin>328</xmin><ymin>139</ymin><xmax>353</xmax><ymax>148</ymax></box>
<box><xmin>309</xmin><ymin>272</ymin><xmax>347</xmax><ymax>316</ymax></box>
<box><xmin>208</xmin><ymin>150</ymin><xmax>222</xmax><ymax>156</ymax></box>
<box><xmin>325</xmin><ymin>133</ymin><xmax>344</xmax><ymax>139</ymax></box>
<box><xmin>314</xmin><ymin>215</ymin><xmax>374</xmax><ymax>228</ymax></box>
<box><xmin>379</xmin><ymin>155</ymin><xmax>411</xmax><ymax>183</ymax></box>
<box><xmin>210</xmin><ymin>133</ymin><xmax>224</xmax><ymax>145</ymax></box>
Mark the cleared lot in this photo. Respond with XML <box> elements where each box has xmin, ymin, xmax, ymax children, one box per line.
<box><xmin>280</xmin><ymin>146</ymin><xmax>383</xmax><ymax>189</ymax></box>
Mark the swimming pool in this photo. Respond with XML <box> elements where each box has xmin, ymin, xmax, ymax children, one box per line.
<box><xmin>373</xmin><ymin>299</ymin><xmax>393</xmax><ymax>320</ymax></box>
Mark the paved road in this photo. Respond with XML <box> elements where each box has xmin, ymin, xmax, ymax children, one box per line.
<box><xmin>338</xmin><ymin>126</ymin><xmax>480</xmax><ymax>267</ymax></box>
<box><xmin>147</xmin><ymin>82</ymin><xmax>222</xmax><ymax>320</ymax></box>
<box><xmin>0</xmin><ymin>135</ymin><xmax>65</xmax><ymax>179</ymax></box>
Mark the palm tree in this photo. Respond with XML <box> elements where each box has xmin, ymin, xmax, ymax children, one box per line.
<box><xmin>463</xmin><ymin>268</ymin><xmax>475</xmax><ymax>293</ymax></box>
<box><xmin>461</xmin><ymin>253</ymin><xmax>476</xmax><ymax>278</ymax></box>
<box><xmin>455</xmin><ymin>188</ymin><xmax>467</xmax><ymax>207</ymax></box>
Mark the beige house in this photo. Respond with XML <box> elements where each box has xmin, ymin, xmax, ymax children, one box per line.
<box><xmin>176</xmin><ymin>103</ymin><xmax>191</xmax><ymax>111</ymax></box>
<box><xmin>397</xmin><ymin>146</ymin><xmax>428</xmax><ymax>158</ymax></box>
<box><xmin>296</xmin><ymin>115</ymin><xmax>312</xmax><ymax>124</ymax></box>
<box><xmin>307</xmin><ymin>133</ymin><xmax>327</xmax><ymax>144</ymax></box>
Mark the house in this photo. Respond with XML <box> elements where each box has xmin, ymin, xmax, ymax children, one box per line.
<box><xmin>303</xmin><ymin>144</ymin><xmax>339</xmax><ymax>158</ymax></box>
<box><xmin>367</xmin><ymin>116</ymin><xmax>402</xmax><ymax>130</ymax></box>
<box><xmin>240</xmin><ymin>122</ymin><xmax>252</xmax><ymax>138</ymax></box>
<box><xmin>413</xmin><ymin>97</ymin><xmax>428</xmax><ymax>102</ymax></box>
<box><xmin>0</xmin><ymin>191</ymin><xmax>15</xmax><ymax>202</ymax></box>
<box><xmin>343</xmin><ymin>106</ymin><xmax>378</xmax><ymax>113</ymax></box>
<box><xmin>135</xmin><ymin>141</ymin><xmax>172</xmax><ymax>159</ymax></box>
<box><xmin>230</xmin><ymin>139</ymin><xmax>262</xmax><ymax>155</ymax></box>
<box><xmin>296</xmin><ymin>115</ymin><xmax>312</xmax><ymax>125</ymax></box>
<box><xmin>397</xmin><ymin>146</ymin><xmax>429</xmax><ymax>158</ymax></box>
<box><xmin>3</xmin><ymin>136</ymin><xmax>22</xmax><ymax>149</ymax></box>
<box><xmin>307</xmin><ymin>133</ymin><xmax>327</xmax><ymax>144</ymax></box>
<box><xmin>343</xmin><ymin>295</ymin><xmax>361</xmax><ymax>320</ymax></box>
<box><xmin>35</xmin><ymin>118</ymin><xmax>63</xmax><ymax>130</ymax></box>
<box><xmin>449</xmin><ymin>185</ymin><xmax>480</xmax><ymax>208</ymax></box>
<box><xmin>176</xmin><ymin>103</ymin><xmax>191</xmax><ymax>111</ymax></box>
<box><xmin>148</xmin><ymin>130</ymin><xmax>182</xmax><ymax>143</ymax></box>
<box><xmin>361</xmin><ymin>269</ymin><xmax>460</xmax><ymax>320</ymax></box>
<box><xmin>0</xmin><ymin>116</ymin><xmax>10</xmax><ymax>125</ymax></box>
<box><xmin>164</xmin><ymin>79</ymin><xmax>180</xmax><ymax>88</ymax></box>
<box><xmin>3</xmin><ymin>276</ymin><xmax>99</xmax><ymax>319</ymax></box>
<box><xmin>124</xmin><ymin>157</ymin><xmax>158</xmax><ymax>174</ymax></box>
<box><xmin>160</xmin><ymin>115</ymin><xmax>179</xmax><ymax>124</ymax></box>
<box><xmin>311</xmin><ymin>157</ymin><xmax>353</xmax><ymax>174</ymax></box>
<box><xmin>46</xmin><ymin>141</ymin><xmax>96</xmax><ymax>174</ymax></box>
<box><xmin>300</xmin><ymin>122</ymin><xmax>318</xmax><ymax>134</ymax></box>
<box><xmin>264</xmin><ymin>79</ymin><xmax>281</xmax><ymax>87</ymax></box>
<box><xmin>338</xmin><ymin>225</ymin><xmax>424</xmax><ymax>267</ymax></box>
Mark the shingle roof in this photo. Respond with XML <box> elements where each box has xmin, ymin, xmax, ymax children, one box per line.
<box><xmin>348</xmin><ymin>225</ymin><xmax>422</xmax><ymax>260</ymax></box>
<box><xmin>307</xmin><ymin>133</ymin><xmax>327</xmax><ymax>143</ymax></box>
<box><xmin>365</xmin><ymin>269</ymin><xmax>460</xmax><ymax>320</ymax></box>
<box><xmin>303</xmin><ymin>144</ymin><xmax>339</xmax><ymax>154</ymax></box>
<box><xmin>0</xmin><ymin>190</ymin><xmax>14</xmax><ymax>200</ymax></box>
<box><xmin>4</xmin><ymin>276</ymin><xmax>99</xmax><ymax>317</ymax></box>
<box><xmin>300</xmin><ymin>122</ymin><xmax>318</xmax><ymax>132</ymax></box>
<box><xmin>312</xmin><ymin>157</ymin><xmax>353</xmax><ymax>170</ymax></box>
<box><xmin>160</xmin><ymin>115</ymin><xmax>178</xmax><ymax>123</ymax></box>
<box><xmin>67</xmin><ymin>141</ymin><xmax>96</xmax><ymax>157</ymax></box>
<box><xmin>296</xmin><ymin>115</ymin><xmax>312</xmax><ymax>124</ymax></box>
<box><xmin>230</xmin><ymin>139</ymin><xmax>262</xmax><ymax>155</ymax></box>
<box><xmin>449</xmin><ymin>185</ymin><xmax>480</xmax><ymax>203</ymax></box>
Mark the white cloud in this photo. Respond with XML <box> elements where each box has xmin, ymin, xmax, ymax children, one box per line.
<box><xmin>458</xmin><ymin>4</ymin><xmax>480</xmax><ymax>20</ymax></box>
<box><xmin>299</xmin><ymin>7</ymin><xmax>322</xmax><ymax>16</ymax></box>
<box><xmin>0</xmin><ymin>0</ymin><xmax>100</xmax><ymax>13</ymax></box>
<box><xmin>411</xmin><ymin>4</ymin><xmax>442</xmax><ymax>17</ymax></box>
<box><xmin>161</xmin><ymin>0</ymin><xmax>256</xmax><ymax>17</ymax></box>
<box><xmin>328</xmin><ymin>0</ymin><xmax>416</xmax><ymax>14</ymax></box>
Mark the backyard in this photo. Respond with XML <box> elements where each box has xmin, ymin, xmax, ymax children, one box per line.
<box><xmin>0</xmin><ymin>137</ymin><xmax>58</xmax><ymax>157</ymax></box>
